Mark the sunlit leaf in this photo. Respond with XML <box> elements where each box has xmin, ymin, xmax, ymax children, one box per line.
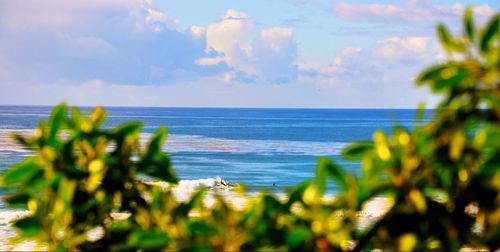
<box><xmin>341</xmin><ymin>141</ymin><xmax>373</xmax><ymax>160</ymax></box>
<box><xmin>433</xmin><ymin>69</ymin><xmax>470</xmax><ymax>91</ymax></box>
<box><xmin>437</xmin><ymin>24</ymin><xmax>465</xmax><ymax>52</ymax></box>
<box><xmin>398</xmin><ymin>233</ymin><xmax>417</xmax><ymax>251</ymax></box>
<box><xmin>89</xmin><ymin>106</ymin><xmax>107</xmax><ymax>127</ymax></box>
<box><xmin>449</xmin><ymin>131</ymin><xmax>466</xmax><ymax>161</ymax></box>
<box><xmin>146</xmin><ymin>127</ymin><xmax>167</xmax><ymax>155</ymax></box>
<box><xmin>409</xmin><ymin>189</ymin><xmax>427</xmax><ymax>214</ymax></box>
<box><xmin>416</xmin><ymin>64</ymin><xmax>449</xmax><ymax>84</ymax></box>
<box><xmin>1</xmin><ymin>157</ymin><xmax>41</xmax><ymax>187</ymax></box>
<box><xmin>49</xmin><ymin>103</ymin><xmax>67</xmax><ymax>141</ymax></box>
<box><xmin>316</xmin><ymin>157</ymin><xmax>347</xmax><ymax>191</ymax></box>
<box><xmin>286</xmin><ymin>180</ymin><xmax>310</xmax><ymax>207</ymax></box>
<box><xmin>480</xmin><ymin>14</ymin><xmax>499</xmax><ymax>53</ymax></box>
<box><xmin>112</xmin><ymin>121</ymin><xmax>142</xmax><ymax>138</ymax></box>
<box><xmin>373</xmin><ymin>131</ymin><xmax>391</xmax><ymax>161</ymax></box>
<box><xmin>464</xmin><ymin>7</ymin><xmax>475</xmax><ymax>41</ymax></box>
<box><xmin>139</xmin><ymin>153</ymin><xmax>178</xmax><ymax>183</ymax></box>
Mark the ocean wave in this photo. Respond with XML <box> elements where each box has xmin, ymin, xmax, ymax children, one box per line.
<box><xmin>0</xmin><ymin>129</ymin><xmax>346</xmax><ymax>156</ymax></box>
<box><xmin>147</xmin><ymin>177</ymin><xmax>234</xmax><ymax>202</ymax></box>
<box><xmin>148</xmin><ymin>177</ymin><xmax>231</xmax><ymax>192</ymax></box>
<box><xmin>157</xmin><ymin>134</ymin><xmax>346</xmax><ymax>156</ymax></box>
<box><xmin>0</xmin><ymin>129</ymin><xmax>33</xmax><ymax>153</ymax></box>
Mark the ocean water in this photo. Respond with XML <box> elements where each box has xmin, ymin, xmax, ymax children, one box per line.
<box><xmin>0</xmin><ymin>106</ymin><xmax>432</xmax><ymax>209</ymax></box>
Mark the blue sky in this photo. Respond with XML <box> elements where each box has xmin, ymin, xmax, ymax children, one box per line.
<box><xmin>0</xmin><ymin>0</ymin><xmax>498</xmax><ymax>108</ymax></box>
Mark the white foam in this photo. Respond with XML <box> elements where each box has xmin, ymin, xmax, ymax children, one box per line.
<box><xmin>148</xmin><ymin>177</ymin><xmax>232</xmax><ymax>202</ymax></box>
<box><xmin>0</xmin><ymin>129</ymin><xmax>33</xmax><ymax>153</ymax></box>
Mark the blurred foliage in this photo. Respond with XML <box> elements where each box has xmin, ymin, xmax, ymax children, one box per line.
<box><xmin>1</xmin><ymin>8</ymin><xmax>499</xmax><ymax>251</ymax></box>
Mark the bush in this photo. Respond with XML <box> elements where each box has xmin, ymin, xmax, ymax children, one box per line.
<box><xmin>1</xmin><ymin>8</ymin><xmax>499</xmax><ymax>251</ymax></box>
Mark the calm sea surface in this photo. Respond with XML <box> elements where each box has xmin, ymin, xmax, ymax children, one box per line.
<box><xmin>0</xmin><ymin>106</ymin><xmax>432</xmax><ymax>208</ymax></box>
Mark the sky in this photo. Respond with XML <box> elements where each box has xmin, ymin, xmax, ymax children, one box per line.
<box><xmin>0</xmin><ymin>0</ymin><xmax>498</xmax><ymax>108</ymax></box>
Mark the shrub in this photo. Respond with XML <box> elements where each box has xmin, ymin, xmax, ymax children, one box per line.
<box><xmin>1</xmin><ymin>8</ymin><xmax>499</xmax><ymax>251</ymax></box>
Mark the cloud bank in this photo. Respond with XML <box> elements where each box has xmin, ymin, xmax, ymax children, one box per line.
<box><xmin>332</xmin><ymin>1</ymin><xmax>495</xmax><ymax>22</ymax></box>
<box><xmin>3</xmin><ymin>0</ymin><xmax>494</xmax><ymax>107</ymax></box>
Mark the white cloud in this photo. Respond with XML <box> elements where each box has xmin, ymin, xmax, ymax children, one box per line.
<box><xmin>0</xmin><ymin>1</ymin><xmax>448</xmax><ymax>108</ymax></box>
<box><xmin>0</xmin><ymin>0</ymin><xmax>209</xmax><ymax>85</ymax></box>
<box><xmin>204</xmin><ymin>9</ymin><xmax>254</xmax><ymax>65</ymax></box>
<box><xmin>294</xmin><ymin>33</ymin><xmax>441</xmax><ymax>106</ymax></box>
<box><xmin>0</xmin><ymin>0</ymin><xmax>133</xmax><ymax>31</ymax></box>
<box><xmin>195</xmin><ymin>56</ymin><xmax>225</xmax><ymax>66</ymax></box>
<box><xmin>333</xmin><ymin>2</ymin><xmax>402</xmax><ymax>21</ymax></box>
<box><xmin>65</xmin><ymin>36</ymin><xmax>117</xmax><ymax>60</ymax></box>
<box><xmin>260</xmin><ymin>27</ymin><xmax>294</xmax><ymax>52</ymax></box>
<box><xmin>332</xmin><ymin>1</ymin><xmax>496</xmax><ymax>22</ymax></box>
<box><xmin>144</xmin><ymin>7</ymin><xmax>179</xmax><ymax>32</ymax></box>
<box><xmin>198</xmin><ymin>10</ymin><xmax>298</xmax><ymax>84</ymax></box>
<box><xmin>373</xmin><ymin>37</ymin><xmax>433</xmax><ymax>61</ymax></box>
<box><xmin>0</xmin><ymin>0</ymin><xmax>178</xmax><ymax>33</ymax></box>
<box><xmin>333</xmin><ymin>47</ymin><xmax>361</xmax><ymax>66</ymax></box>
<box><xmin>189</xmin><ymin>25</ymin><xmax>206</xmax><ymax>38</ymax></box>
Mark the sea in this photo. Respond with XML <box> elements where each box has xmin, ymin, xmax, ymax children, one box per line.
<box><xmin>0</xmin><ymin>105</ymin><xmax>432</xmax><ymax>210</ymax></box>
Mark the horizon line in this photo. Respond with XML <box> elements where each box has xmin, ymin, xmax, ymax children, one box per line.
<box><xmin>0</xmin><ymin>103</ymin><xmax>432</xmax><ymax>110</ymax></box>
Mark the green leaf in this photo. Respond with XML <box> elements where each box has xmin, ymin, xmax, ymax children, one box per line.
<box><xmin>464</xmin><ymin>7</ymin><xmax>475</xmax><ymax>41</ymax></box>
<box><xmin>286</xmin><ymin>180</ymin><xmax>310</xmax><ymax>207</ymax></box>
<box><xmin>316</xmin><ymin>157</ymin><xmax>347</xmax><ymax>191</ymax></box>
<box><xmin>433</xmin><ymin>69</ymin><xmax>470</xmax><ymax>91</ymax></box>
<box><xmin>437</xmin><ymin>24</ymin><xmax>465</xmax><ymax>52</ymax></box>
<box><xmin>49</xmin><ymin>103</ymin><xmax>67</xmax><ymax>140</ymax></box>
<box><xmin>423</xmin><ymin>187</ymin><xmax>449</xmax><ymax>203</ymax></box>
<box><xmin>1</xmin><ymin>157</ymin><xmax>41</xmax><ymax>187</ymax></box>
<box><xmin>4</xmin><ymin>193</ymin><xmax>30</xmax><ymax>208</ymax></box>
<box><xmin>262</xmin><ymin>194</ymin><xmax>283</xmax><ymax>211</ymax></box>
<box><xmin>416</xmin><ymin>65</ymin><xmax>448</xmax><ymax>85</ymax></box>
<box><xmin>414</xmin><ymin>103</ymin><xmax>426</xmax><ymax>127</ymax></box>
<box><xmin>341</xmin><ymin>141</ymin><xmax>373</xmax><ymax>160</ymax></box>
<box><xmin>179</xmin><ymin>245</ymin><xmax>214</xmax><ymax>252</ymax></box>
<box><xmin>146</xmin><ymin>127</ymin><xmax>167</xmax><ymax>155</ymax></box>
<box><xmin>139</xmin><ymin>127</ymin><xmax>177</xmax><ymax>182</ymax></box>
<box><xmin>480</xmin><ymin>14</ymin><xmax>499</xmax><ymax>53</ymax></box>
<box><xmin>175</xmin><ymin>189</ymin><xmax>205</xmax><ymax>216</ymax></box>
<box><xmin>112</xmin><ymin>121</ymin><xmax>142</xmax><ymax>137</ymax></box>
<box><xmin>127</xmin><ymin>230</ymin><xmax>169</xmax><ymax>250</ymax></box>
<box><xmin>139</xmin><ymin>153</ymin><xmax>178</xmax><ymax>183</ymax></box>
<box><xmin>482</xmin><ymin>153</ymin><xmax>500</xmax><ymax>176</ymax></box>
<box><xmin>14</xmin><ymin>216</ymin><xmax>43</xmax><ymax>237</ymax></box>
<box><xmin>286</xmin><ymin>227</ymin><xmax>312</xmax><ymax>247</ymax></box>
<box><xmin>187</xmin><ymin>220</ymin><xmax>215</xmax><ymax>236</ymax></box>
<box><xmin>69</xmin><ymin>106</ymin><xmax>83</xmax><ymax>129</ymax></box>
<box><xmin>484</xmin><ymin>126</ymin><xmax>500</xmax><ymax>148</ymax></box>
<box><xmin>419</xmin><ymin>66</ymin><xmax>471</xmax><ymax>92</ymax></box>
<box><xmin>110</xmin><ymin>220</ymin><xmax>133</xmax><ymax>233</ymax></box>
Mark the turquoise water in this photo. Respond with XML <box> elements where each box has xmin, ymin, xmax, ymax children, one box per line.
<box><xmin>0</xmin><ymin>106</ymin><xmax>432</xmax><ymax>208</ymax></box>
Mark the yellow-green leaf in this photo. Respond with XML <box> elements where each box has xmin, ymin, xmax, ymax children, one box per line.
<box><xmin>464</xmin><ymin>7</ymin><xmax>475</xmax><ymax>41</ymax></box>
